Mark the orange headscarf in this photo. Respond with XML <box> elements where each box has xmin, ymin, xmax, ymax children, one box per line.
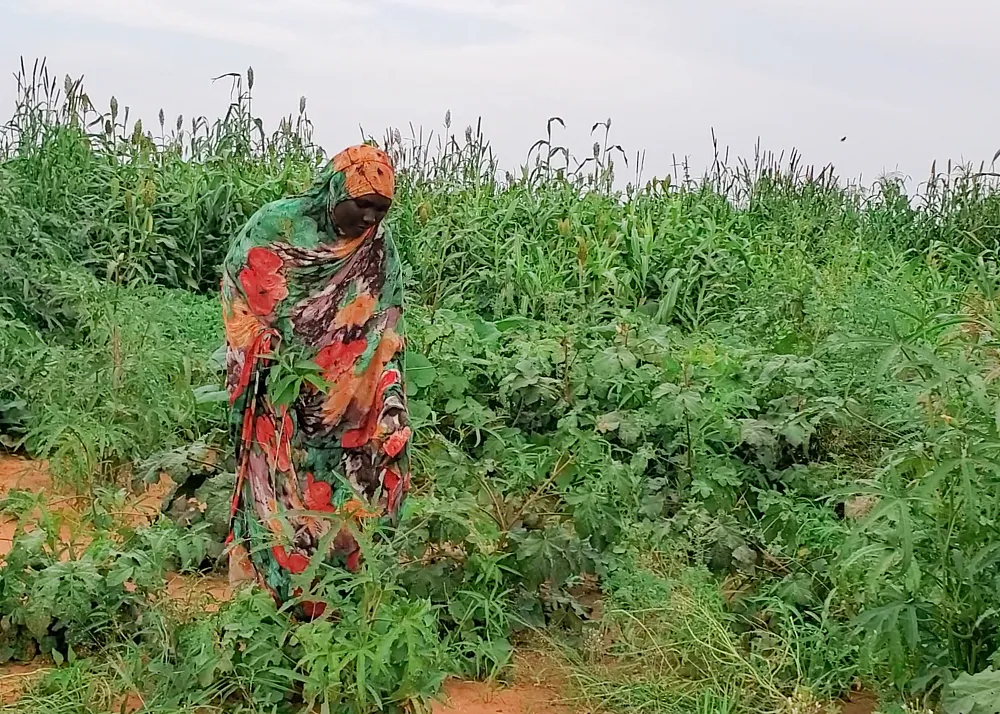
<box><xmin>331</xmin><ymin>145</ymin><xmax>395</xmax><ymax>200</ymax></box>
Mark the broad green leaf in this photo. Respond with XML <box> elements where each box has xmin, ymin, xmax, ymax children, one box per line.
<box><xmin>106</xmin><ymin>565</ymin><xmax>135</xmax><ymax>587</ymax></box>
<box><xmin>405</xmin><ymin>352</ymin><xmax>436</xmax><ymax>390</ymax></box>
<box><xmin>944</xmin><ymin>668</ymin><xmax>1000</xmax><ymax>714</ymax></box>
<box><xmin>193</xmin><ymin>385</ymin><xmax>228</xmax><ymax>404</ymax></box>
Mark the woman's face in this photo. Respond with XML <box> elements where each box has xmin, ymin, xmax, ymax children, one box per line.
<box><xmin>333</xmin><ymin>193</ymin><xmax>392</xmax><ymax>239</ymax></box>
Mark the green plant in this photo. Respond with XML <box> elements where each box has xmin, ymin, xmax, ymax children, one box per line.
<box><xmin>11</xmin><ymin>53</ymin><xmax>1000</xmax><ymax>714</ymax></box>
<box><xmin>836</xmin><ymin>284</ymin><xmax>1000</xmax><ymax>695</ymax></box>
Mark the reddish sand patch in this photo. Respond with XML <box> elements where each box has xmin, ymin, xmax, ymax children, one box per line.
<box><xmin>127</xmin><ymin>473</ymin><xmax>176</xmax><ymax>528</ymax></box>
<box><xmin>165</xmin><ymin>572</ymin><xmax>231</xmax><ymax>613</ymax></box>
<box><xmin>433</xmin><ymin>680</ymin><xmax>570</xmax><ymax>714</ymax></box>
<box><xmin>0</xmin><ymin>457</ymin><xmax>82</xmax><ymax>556</ymax></box>
<box><xmin>0</xmin><ymin>455</ymin><xmax>230</xmax><ymax>606</ymax></box>
<box><xmin>0</xmin><ymin>456</ymin><xmax>232</xmax><ymax>707</ymax></box>
<box><xmin>0</xmin><ymin>458</ymin><xmax>61</xmax><ymax>494</ymax></box>
<box><xmin>840</xmin><ymin>690</ymin><xmax>879</xmax><ymax>714</ymax></box>
<box><xmin>111</xmin><ymin>690</ymin><xmax>145</xmax><ymax>714</ymax></box>
<box><xmin>434</xmin><ymin>653</ymin><xmax>571</xmax><ymax>714</ymax></box>
<box><xmin>0</xmin><ymin>662</ymin><xmax>49</xmax><ymax>706</ymax></box>
<box><xmin>0</xmin><ymin>456</ymin><xmax>174</xmax><ymax>559</ymax></box>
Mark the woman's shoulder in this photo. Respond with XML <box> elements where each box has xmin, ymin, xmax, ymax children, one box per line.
<box><xmin>221</xmin><ymin>199</ymin><xmax>306</xmax><ymax>276</ymax></box>
<box><xmin>245</xmin><ymin>196</ymin><xmax>312</xmax><ymax>233</ymax></box>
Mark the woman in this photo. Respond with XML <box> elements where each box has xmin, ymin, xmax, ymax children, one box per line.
<box><xmin>220</xmin><ymin>144</ymin><xmax>410</xmax><ymax>615</ymax></box>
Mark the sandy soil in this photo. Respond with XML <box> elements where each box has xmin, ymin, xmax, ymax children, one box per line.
<box><xmin>0</xmin><ymin>456</ymin><xmax>573</xmax><ymax>713</ymax></box>
<box><xmin>839</xmin><ymin>690</ymin><xmax>879</xmax><ymax>714</ymax></box>
<box><xmin>0</xmin><ymin>457</ymin><xmax>80</xmax><ymax>555</ymax></box>
<box><xmin>0</xmin><ymin>456</ymin><xmax>877</xmax><ymax>713</ymax></box>
<box><xmin>0</xmin><ymin>662</ymin><xmax>50</xmax><ymax>707</ymax></box>
<box><xmin>0</xmin><ymin>456</ymin><xmax>229</xmax><ymax>708</ymax></box>
<box><xmin>433</xmin><ymin>679</ymin><xmax>572</xmax><ymax>714</ymax></box>
<box><xmin>433</xmin><ymin>653</ymin><xmax>573</xmax><ymax>714</ymax></box>
<box><xmin>0</xmin><ymin>653</ymin><xmax>572</xmax><ymax>713</ymax></box>
<box><xmin>0</xmin><ymin>456</ymin><xmax>178</xmax><ymax>558</ymax></box>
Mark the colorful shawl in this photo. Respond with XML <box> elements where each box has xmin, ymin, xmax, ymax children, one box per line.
<box><xmin>221</xmin><ymin>145</ymin><xmax>410</xmax><ymax>615</ymax></box>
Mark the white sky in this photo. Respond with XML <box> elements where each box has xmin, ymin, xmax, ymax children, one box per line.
<box><xmin>2</xmin><ymin>0</ymin><xmax>999</xmax><ymax>189</ymax></box>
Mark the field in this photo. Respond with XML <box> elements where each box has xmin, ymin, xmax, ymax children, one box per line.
<box><xmin>4</xmin><ymin>59</ymin><xmax>1000</xmax><ymax>713</ymax></box>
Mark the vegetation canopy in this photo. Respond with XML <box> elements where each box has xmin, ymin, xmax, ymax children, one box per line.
<box><xmin>4</xmin><ymin>58</ymin><xmax>1000</xmax><ymax>713</ymax></box>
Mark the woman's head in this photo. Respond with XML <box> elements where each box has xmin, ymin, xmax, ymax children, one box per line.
<box><xmin>328</xmin><ymin>145</ymin><xmax>395</xmax><ymax>238</ymax></box>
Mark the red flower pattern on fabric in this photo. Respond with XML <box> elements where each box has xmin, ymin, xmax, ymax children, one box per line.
<box><xmin>314</xmin><ymin>339</ymin><xmax>367</xmax><ymax>381</ymax></box>
<box><xmin>304</xmin><ymin>473</ymin><xmax>336</xmax><ymax>513</ymax></box>
<box><xmin>232</xmin><ymin>332</ymin><xmax>272</xmax><ymax>406</ymax></box>
<box><xmin>383</xmin><ymin>426</ymin><xmax>410</xmax><ymax>459</ymax></box>
<box><xmin>300</xmin><ymin>599</ymin><xmax>327</xmax><ymax>619</ymax></box>
<box><xmin>272</xmin><ymin>546</ymin><xmax>309</xmax><ymax>575</ymax></box>
<box><xmin>240</xmin><ymin>247</ymin><xmax>288</xmax><ymax>317</ymax></box>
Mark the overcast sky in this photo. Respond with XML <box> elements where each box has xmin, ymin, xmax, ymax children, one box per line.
<box><xmin>1</xmin><ymin>0</ymin><xmax>998</xmax><ymax>189</ymax></box>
